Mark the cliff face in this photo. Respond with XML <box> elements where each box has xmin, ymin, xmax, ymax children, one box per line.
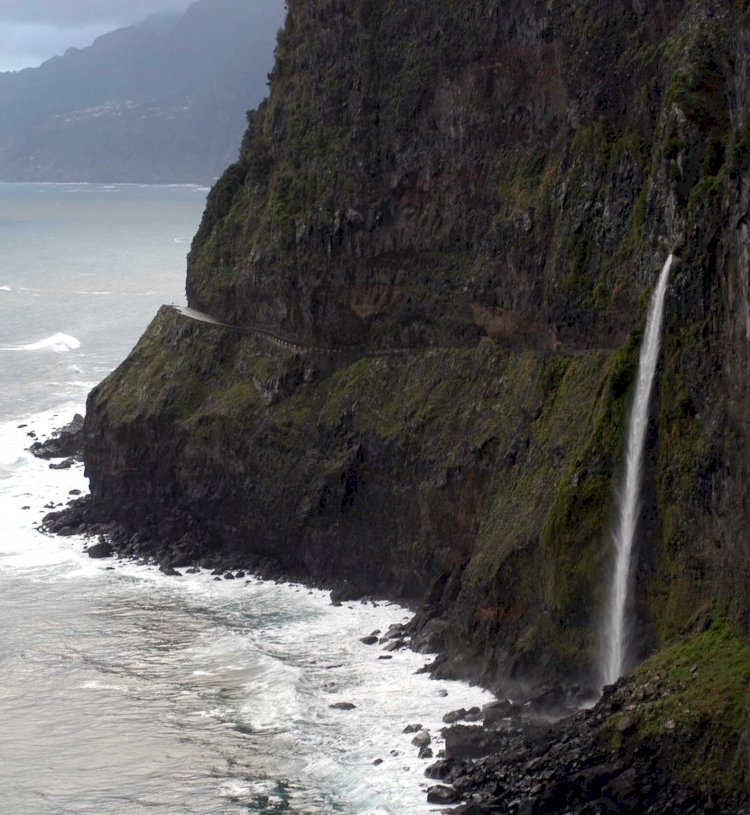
<box><xmin>85</xmin><ymin>0</ymin><xmax>750</xmax><ymax>717</ymax></box>
<box><xmin>187</xmin><ymin>0</ymin><xmax>687</xmax><ymax>349</ymax></box>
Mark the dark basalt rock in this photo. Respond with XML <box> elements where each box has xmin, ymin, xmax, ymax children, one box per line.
<box><xmin>444</xmin><ymin>707</ymin><xmax>483</xmax><ymax>725</ymax></box>
<box><xmin>86</xmin><ymin>541</ymin><xmax>113</xmax><ymax>559</ymax></box>
<box><xmin>425</xmin><ymin>760</ymin><xmax>453</xmax><ymax>780</ymax></box>
<box><xmin>444</xmin><ymin>708</ymin><xmax>470</xmax><ymax>725</ymax></box>
<box><xmin>29</xmin><ymin>414</ymin><xmax>84</xmax><ymax>460</ymax></box>
<box><xmin>411</xmin><ymin>730</ymin><xmax>431</xmax><ymax>749</ymax></box>
<box><xmin>330</xmin><ymin>581</ymin><xmax>360</xmax><ymax>604</ymax></box>
<box><xmin>449</xmin><ymin>805</ymin><xmax>488</xmax><ymax>815</ymax></box>
<box><xmin>426</xmin><ymin>785</ymin><xmax>460</xmax><ymax>805</ymax></box>
<box><xmin>444</xmin><ymin>726</ymin><xmax>513</xmax><ymax>761</ymax></box>
<box><xmin>380</xmin><ymin>623</ymin><xmax>406</xmax><ymax>641</ymax></box>
<box><xmin>49</xmin><ymin>458</ymin><xmax>76</xmax><ymax>470</ymax></box>
<box><xmin>329</xmin><ymin>702</ymin><xmax>356</xmax><ymax>711</ymax></box>
<box><xmin>482</xmin><ymin>700</ymin><xmax>522</xmax><ymax>726</ymax></box>
<box><xmin>435</xmin><ymin>676</ymin><xmax>750</xmax><ymax>815</ymax></box>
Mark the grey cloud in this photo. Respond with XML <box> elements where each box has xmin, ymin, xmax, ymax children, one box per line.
<box><xmin>0</xmin><ymin>0</ymin><xmax>194</xmax><ymax>27</ymax></box>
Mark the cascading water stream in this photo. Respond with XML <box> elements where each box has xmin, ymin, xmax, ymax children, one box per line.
<box><xmin>602</xmin><ymin>254</ymin><xmax>673</xmax><ymax>687</ymax></box>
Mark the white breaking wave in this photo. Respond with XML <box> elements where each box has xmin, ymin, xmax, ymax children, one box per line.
<box><xmin>1</xmin><ymin>333</ymin><xmax>81</xmax><ymax>353</ymax></box>
<box><xmin>0</xmin><ymin>285</ymin><xmax>11</xmax><ymax>291</ymax></box>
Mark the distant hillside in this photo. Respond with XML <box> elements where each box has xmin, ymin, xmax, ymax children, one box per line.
<box><xmin>0</xmin><ymin>0</ymin><xmax>286</xmax><ymax>183</ymax></box>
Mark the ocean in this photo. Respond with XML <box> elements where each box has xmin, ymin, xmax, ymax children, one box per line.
<box><xmin>0</xmin><ymin>183</ymin><xmax>491</xmax><ymax>815</ymax></box>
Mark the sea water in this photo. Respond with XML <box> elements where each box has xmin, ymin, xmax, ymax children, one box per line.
<box><xmin>0</xmin><ymin>184</ymin><xmax>491</xmax><ymax>815</ymax></box>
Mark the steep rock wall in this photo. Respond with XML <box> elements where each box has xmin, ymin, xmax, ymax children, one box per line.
<box><xmin>84</xmin><ymin>0</ymin><xmax>750</xmax><ymax>699</ymax></box>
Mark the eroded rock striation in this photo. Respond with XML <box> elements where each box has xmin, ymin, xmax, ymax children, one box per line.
<box><xmin>70</xmin><ymin>0</ymin><xmax>750</xmax><ymax>804</ymax></box>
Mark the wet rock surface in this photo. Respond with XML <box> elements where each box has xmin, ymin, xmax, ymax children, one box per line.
<box><xmin>41</xmin><ymin>496</ymin><xmax>309</xmax><ymax>588</ymax></box>
<box><xmin>430</xmin><ymin>682</ymin><xmax>750</xmax><ymax>815</ymax></box>
<box><xmin>29</xmin><ymin>414</ymin><xmax>84</xmax><ymax>461</ymax></box>
<box><xmin>86</xmin><ymin>539</ymin><xmax>113</xmax><ymax>559</ymax></box>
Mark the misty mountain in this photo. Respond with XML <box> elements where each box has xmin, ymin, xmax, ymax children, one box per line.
<box><xmin>0</xmin><ymin>0</ymin><xmax>286</xmax><ymax>183</ymax></box>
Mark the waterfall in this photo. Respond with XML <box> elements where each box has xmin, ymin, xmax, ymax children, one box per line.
<box><xmin>602</xmin><ymin>254</ymin><xmax>673</xmax><ymax>686</ymax></box>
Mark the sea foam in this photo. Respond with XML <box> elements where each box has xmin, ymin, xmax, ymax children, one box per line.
<box><xmin>1</xmin><ymin>333</ymin><xmax>81</xmax><ymax>353</ymax></box>
<box><xmin>0</xmin><ymin>404</ymin><xmax>495</xmax><ymax>815</ymax></box>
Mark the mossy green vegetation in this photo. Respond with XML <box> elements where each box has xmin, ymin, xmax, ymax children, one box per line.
<box><xmin>606</xmin><ymin>619</ymin><xmax>750</xmax><ymax>795</ymax></box>
<box><xmin>481</xmin><ymin>339</ymin><xmax>639</xmax><ymax>674</ymax></box>
<box><xmin>93</xmin><ymin>309</ymin><xmax>292</xmax><ymax>432</ymax></box>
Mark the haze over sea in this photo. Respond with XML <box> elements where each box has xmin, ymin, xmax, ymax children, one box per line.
<box><xmin>0</xmin><ymin>183</ymin><xmax>490</xmax><ymax>815</ymax></box>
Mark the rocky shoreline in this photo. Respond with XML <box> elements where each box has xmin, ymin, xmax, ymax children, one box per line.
<box><xmin>425</xmin><ymin>679</ymin><xmax>750</xmax><ymax>815</ymax></box>
<box><xmin>32</xmin><ymin>417</ymin><xmax>750</xmax><ymax>815</ymax></box>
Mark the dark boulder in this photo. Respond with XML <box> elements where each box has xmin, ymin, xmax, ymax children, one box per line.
<box><xmin>380</xmin><ymin>623</ymin><xmax>406</xmax><ymax>641</ymax></box>
<box><xmin>444</xmin><ymin>706</ymin><xmax>482</xmax><ymax>724</ymax></box>
<box><xmin>444</xmin><ymin>708</ymin><xmax>470</xmax><ymax>724</ymax></box>
<box><xmin>425</xmin><ymin>759</ymin><xmax>453</xmax><ymax>780</ymax></box>
<box><xmin>443</xmin><ymin>725</ymin><xmax>507</xmax><ymax>760</ymax></box>
<box><xmin>412</xmin><ymin>730</ymin><xmax>432</xmax><ymax>749</ymax></box>
<box><xmin>426</xmin><ymin>785</ymin><xmax>460</xmax><ymax>805</ymax></box>
<box><xmin>483</xmin><ymin>699</ymin><xmax>522</xmax><ymax>725</ymax></box>
<box><xmin>87</xmin><ymin>541</ymin><xmax>113</xmax><ymax>559</ymax></box>
<box><xmin>49</xmin><ymin>459</ymin><xmax>76</xmax><ymax>470</ymax></box>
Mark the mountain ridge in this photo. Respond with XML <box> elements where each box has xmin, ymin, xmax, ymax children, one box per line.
<box><xmin>0</xmin><ymin>0</ymin><xmax>286</xmax><ymax>183</ymax></box>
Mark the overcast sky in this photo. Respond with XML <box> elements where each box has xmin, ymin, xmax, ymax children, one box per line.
<box><xmin>0</xmin><ymin>0</ymin><xmax>195</xmax><ymax>71</ymax></box>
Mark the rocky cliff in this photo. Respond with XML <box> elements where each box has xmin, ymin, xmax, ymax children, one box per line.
<box><xmin>77</xmin><ymin>0</ymin><xmax>750</xmax><ymax>799</ymax></box>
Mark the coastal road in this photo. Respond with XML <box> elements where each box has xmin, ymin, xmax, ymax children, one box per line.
<box><xmin>170</xmin><ymin>305</ymin><xmax>413</xmax><ymax>357</ymax></box>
